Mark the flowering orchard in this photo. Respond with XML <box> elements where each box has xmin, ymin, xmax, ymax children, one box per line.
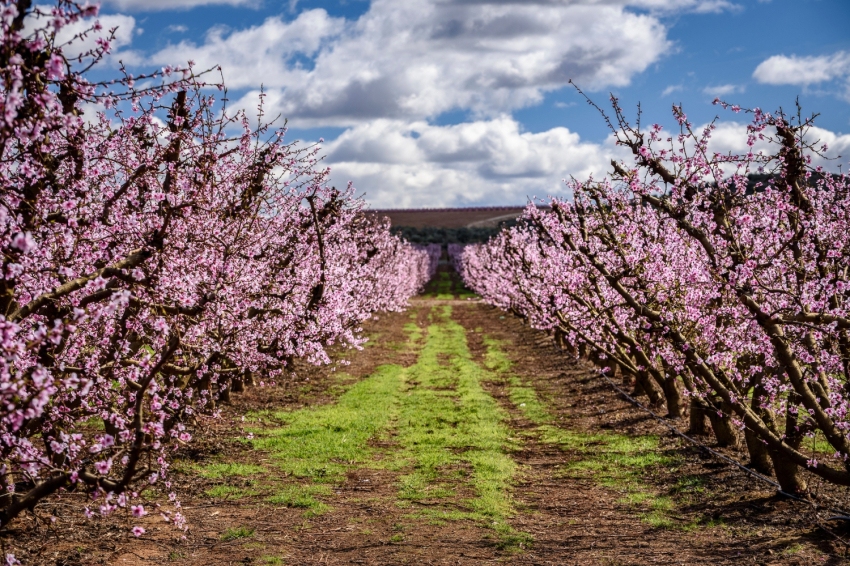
<box><xmin>417</xmin><ymin>243</ymin><xmax>442</xmax><ymax>281</ymax></box>
<box><xmin>0</xmin><ymin>0</ymin><xmax>431</xmax><ymax>538</ymax></box>
<box><xmin>458</xmin><ymin>97</ymin><xmax>850</xmax><ymax>494</ymax></box>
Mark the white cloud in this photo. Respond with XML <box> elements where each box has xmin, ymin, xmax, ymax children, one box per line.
<box><xmin>316</xmin><ymin>117</ymin><xmax>850</xmax><ymax>208</ymax></box>
<box><xmin>676</xmin><ymin>120</ymin><xmax>850</xmax><ymax>177</ymax></box>
<box><xmin>25</xmin><ymin>10</ymin><xmax>136</xmax><ymax>58</ymax></box>
<box><xmin>167</xmin><ymin>25</ymin><xmax>189</xmax><ymax>33</ymax></box>
<box><xmin>145</xmin><ymin>10</ymin><xmax>344</xmax><ymax>86</ymax></box>
<box><xmin>702</xmin><ymin>83</ymin><xmax>743</xmax><ymax>97</ymax></box>
<box><xmin>628</xmin><ymin>0</ymin><xmax>740</xmax><ymax>13</ymax></box>
<box><xmin>146</xmin><ymin>0</ymin><xmax>673</xmax><ymax>126</ymax></box>
<box><xmin>101</xmin><ymin>0</ymin><xmax>259</xmax><ymax>10</ymax></box>
<box><xmin>319</xmin><ymin>117</ymin><xmax>624</xmax><ymax>207</ymax></box>
<box><xmin>661</xmin><ymin>84</ymin><xmax>683</xmax><ymax>97</ymax></box>
<box><xmin>753</xmin><ymin>51</ymin><xmax>850</xmax><ymax>86</ymax></box>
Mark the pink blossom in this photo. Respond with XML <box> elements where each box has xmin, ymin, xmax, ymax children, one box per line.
<box><xmin>10</xmin><ymin>232</ymin><xmax>36</xmax><ymax>252</ymax></box>
<box><xmin>46</xmin><ymin>53</ymin><xmax>65</xmax><ymax>80</ymax></box>
<box><xmin>94</xmin><ymin>459</ymin><xmax>112</xmax><ymax>474</ymax></box>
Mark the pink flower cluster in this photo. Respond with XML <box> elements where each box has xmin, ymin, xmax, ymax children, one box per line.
<box><xmin>458</xmin><ymin>97</ymin><xmax>850</xmax><ymax>493</ymax></box>
<box><xmin>0</xmin><ymin>0</ymin><xmax>431</xmax><ymax>531</ymax></box>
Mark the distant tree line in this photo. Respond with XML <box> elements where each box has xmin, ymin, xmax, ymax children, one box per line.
<box><xmin>391</xmin><ymin>221</ymin><xmax>518</xmax><ymax>244</ymax></box>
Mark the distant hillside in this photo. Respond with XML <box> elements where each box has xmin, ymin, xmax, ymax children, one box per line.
<box><xmin>367</xmin><ymin>206</ymin><xmax>539</xmax><ymax>244</ymax></box>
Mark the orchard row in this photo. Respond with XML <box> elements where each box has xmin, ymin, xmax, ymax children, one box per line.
<box><xmin>456</xmin><ymin>97</ymin><xmax>850</xmax><ymax>494</ymax></box>
<box><xmin>0</xmin><ymin>0</ymin><xmax>435</xmax><ymax>536</ymax></box>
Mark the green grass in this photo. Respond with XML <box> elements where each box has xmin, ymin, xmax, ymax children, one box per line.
<box><xmin>260</xmin><ymin>557</ymin><xmax>284</xmax><ymax>565</ymax></box>
<box><xmin>220</xmin><ymin>526</ymin><xmax>255</xmax><ymax>541</ymax></box>
<box><xmin>267</xmin><ymin>485</ymin><xmax>332</xmax><ymax>515</ymax></box>
<box><xmin>429</xmin><ymin>272</ymin><xmax>454</xmax><ymax>299</ymax></box>
<box><xmin>481</xmin><ymin>333</ymin><xmax>680</xmax><ymax>530</ymax></box>
<box><xmin>250</xmin><ymin>363</ymin><xmax>407</xmax><ymax>482</ymax></box>
<box><xmin>214</xmin><ymin>320</ymin><xmax>426</xmax><ymax>522</ymax></box>
<box><xmin>403</xmin><ymin>322</ymin><xmax>423</xmax><ymax>344</ymax></box>
<box><xmin>546</xmin><ymin>428</ymin><xmax>679</xmax><ymax>528</ymax></box>
<box><xmin>481</xmin><ymin>337</ymin><xmax>550</xmax><ymax>424</ymax></box>
<box><xmin>205</xmin><ymin>485</ymin><xmax>259</xmax><ymax>499</ymax></box>
<box><xmin>673</xmin><ymin>475</ymin><xmax>706</xmax><ymax>494</ymax></box>
<box><xmin>384</xmin><ymin>305</ymin><xmax>531</xmax><ymax>549</ymax></box>
<box><xmin>422</xmin><ymin>270</ymin><xmax>477</xmax><ymax>299</ymax></box>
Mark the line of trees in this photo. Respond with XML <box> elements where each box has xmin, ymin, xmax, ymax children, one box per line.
<box><xmin>0</xmin><ymin>0</ymin><xmax>432</xmax><ymax>541</ymax></box>
<box><xmin>457</xmin><ymin>96</ymin><xmax>850</xmax><ymax>494</ymax></box>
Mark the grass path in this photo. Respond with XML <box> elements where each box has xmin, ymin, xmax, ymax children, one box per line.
<box><xmin>9</xmin><ymin>267</ymin><xmax>841</xmax><ymax>564</ymax></box>
<box><xmin>186</xmin><ymin>295</ymin><xmax>693</xmax><ymax>563</ymax></box>
<box><xmin>176</xmin><ymin>286</ymin><xmax>720</xmax><ymax>563</ymax></box>
<box><xmin>226</xmin><ymin>303</ymin><xmax>531</xmax><ymax>550</ymax></box>
<box><xmin>389</xmin><ymin>305</ymin><xmax>527</xmax><ymax>546</ymax></box>
<box><xmin>90</xmin><ymin>267</ymin><xmax>840</xmax><ymax>565</ymax></box>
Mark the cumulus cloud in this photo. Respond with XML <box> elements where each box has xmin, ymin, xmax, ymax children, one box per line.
<box><xmin>146</xmin><ymin>0</ymin><xmax>672</xmax><ymax>126</ymax></box>
<box><xmin>146</xmin><ymin>10</ymin><xmax>344</xmax><ymax>86</ymax></box>
<box><xmin>702</xmin><ymin>83</ymin><xmax>743</xmax><ymax>97</ymax></box>
<box><xmin>625</xmin><ymin>0</ymin><xmax>740</xmax><ymax>13</ymax></box>
<box><xmin>320</xmin><ymin>117</ymin><xmax>625</xmax><ymax>207</ymax></box>
<box><xmin>661</xmin><ymin>84</ymin><xmax>683</xmax><ymax>97</ymax></box>
<box><xmin>102</xmin><ymin>0</ymin><xmax>259</xmax><ymax>10</ymax></box>
<box><xmin>25</xmin><ymin>10</ymin><xmax>136</xmax><ymax>58</ymax></box>
<box><xmin>753</xmin><ymin>51</ymin><xmax>850</xmax><ymax>86</ymax></box>
<box><xmin>706</xmin><ymin>121</ymin><xmax>850</xmax><ymax>165</ymax></box>
<box><xmin>316</xmin><ymin>117</ymin><xmax>850</xmax><ymax>207</ymax></box>
<box><xmin>105</xmin><ymin>0</ymin><xmax>746</xmax><ymax>206</ymax></box>
<box><xmin>433</xmin><ymin>0</ymin><xmax>739</xmax><ymax>14</ymax></box>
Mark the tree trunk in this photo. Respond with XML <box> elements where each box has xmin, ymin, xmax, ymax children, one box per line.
<box><xmin>771</xmin><ymin>449</ymin><xmax>807</xmax><ymax>494</ymax></box>
<box><xmin>706</xmin><ymin>399</ymin><xmax>739</xmax><ymax>447</ymax></box>
<box><xmin>661</xmin><ymin>375</ymin><xmax>683</xmax><ymax>418</ymax></box>
<box><xmin>770</xmin><ymin>397</ymin><xmax>807</xmax><ymax>494</ymax></box>
<box><xmin>618</xmin><ymin>362</ymin><xmax>633</xmax><ymax>386</ymax></box>
<box><xmin>744</xmin><ymin>429</ymin><xmax>773</xmax><ymax>475</ymax></box>
<box><xmin>745</xmin><ymin>382</ymin><xmax>774</xmax><ymax>475</ymax></box>
<box><xmin>688</xmin><ymin>397</ymin><xmax>712</xmax><ymax>436</ymax></box>
<box><xmin>218</xmin><ymin>379</ymin><xmax>231</xmax><ymax>404</ymax></box>
<box><xmin>635</xmin><ymin>369</ymin><xmax>663</xmax><ymax>407</ymax></box>
<box><xmin>656</xmin><ymin>360</ymin><xmax>683</xmax><ymax>418</ymax></box>
<box><xmin>577</xmin><ymin>342</ymin><xmax>588</xmax><ymax>359</ymax></box>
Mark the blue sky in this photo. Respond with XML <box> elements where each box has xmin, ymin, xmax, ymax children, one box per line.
<box><xmin>92</xmin><ymin>0</ymin><xmax>850</xmax><ymax>207</ymax></box>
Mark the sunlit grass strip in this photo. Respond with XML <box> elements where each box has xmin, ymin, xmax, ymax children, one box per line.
<box><xmin>249</xmin><ymin>363</ymin><xmax>407</xmax><ymax>483</ymax></box>
<box><xmin>389</xmin><ymin>305</ymin><xmax>530</xmax><ymax>548</ymax></box>
<box><xmin>188</xmin><ymin>317</ymin><xmax>425</xmax><ymax>513</ymax></box>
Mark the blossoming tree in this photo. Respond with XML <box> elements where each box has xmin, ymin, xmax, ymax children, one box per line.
<box><xmin>0</xmin><ymin>0</ymin><xmax>431</xmax><ymax>534</ymax></box>
<box><xmin>459</xmin><ymin>95</ymin><xmax>850</xmax><ymax>494</ymax></box>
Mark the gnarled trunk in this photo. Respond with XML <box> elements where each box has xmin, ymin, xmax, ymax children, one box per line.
<box><xmin>744</xmin><ymin>429</ymin><xmax>773</xmax><ymax>475</ymax></box>
<box><xmin>706</xmin><ymin>399</ymin><xmax>739</xmax><ymax>448</ymax></box>
<box><xmin>688</xmin><ymin>396</ymin><xmax>711</xmax><ymax>436</ymax></box>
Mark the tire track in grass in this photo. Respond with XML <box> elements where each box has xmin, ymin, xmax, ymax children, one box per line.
<box><xmin>479</xmin><ymin>334</ymin><xmax>683</xmax><ymax>529</ymax></box>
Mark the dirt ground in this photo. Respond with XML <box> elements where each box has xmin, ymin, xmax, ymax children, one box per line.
<box><xmin>5</xmin><ymin>268</ymin><xmax>850</xmax><ymax>566</ymax></box>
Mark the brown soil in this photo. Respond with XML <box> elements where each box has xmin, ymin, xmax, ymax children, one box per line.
<box><xmin>5</xmin><ymin>273</ymin><xmax>850</xmax><ymax>565</ymax></box>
